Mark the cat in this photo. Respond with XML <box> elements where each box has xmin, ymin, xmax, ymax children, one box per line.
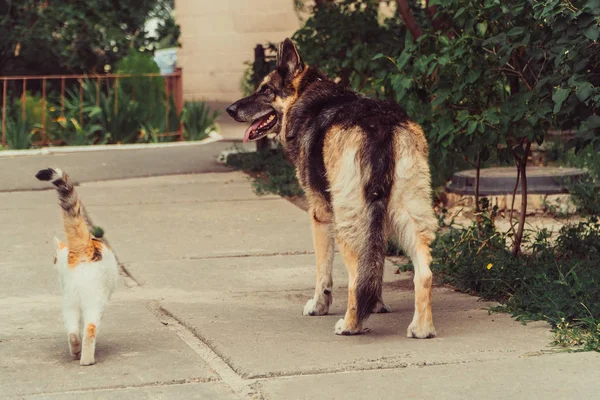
<box><xmin>36</xmin><ymin>168</ymin><xmax>119</xmax><ymax>366</ymax></box>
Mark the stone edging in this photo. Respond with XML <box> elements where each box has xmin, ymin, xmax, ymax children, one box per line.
<box><xmin>0</xmin><ymin>131</ymin><xmax>223</xmax><ymax>158</ymax></box>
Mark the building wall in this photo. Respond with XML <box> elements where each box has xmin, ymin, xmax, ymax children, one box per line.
<box><xmin>175</xmin><ymin>0</ymin><xmax>301</xmax><ymax>103</ymax></box>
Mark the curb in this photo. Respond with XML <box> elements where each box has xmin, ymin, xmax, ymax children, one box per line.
<box><xmin>0</xmin><ymin>131</ymin><xmax>224</xmax><ymax>158</ymax></box>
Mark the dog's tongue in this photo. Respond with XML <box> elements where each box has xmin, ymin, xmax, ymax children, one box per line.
<box><xmin>243</xmin><ymin>119</ymin><xmax>264</xmax><ymax>142</ymax></box>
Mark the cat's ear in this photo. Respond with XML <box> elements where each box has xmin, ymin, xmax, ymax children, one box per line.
<box><xmin>54</xmin><ymin>237</ymin><xmax>67</xmax><ymax>250</ymax></box>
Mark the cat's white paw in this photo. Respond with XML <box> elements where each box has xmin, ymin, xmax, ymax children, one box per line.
<box><xmin>80</xmin><ymin>355</ymin><xmax>95</xmax><ymax>366</ymax></box>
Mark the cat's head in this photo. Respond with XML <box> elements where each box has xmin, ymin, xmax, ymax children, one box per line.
<box><xmin>53</xmin><ymin>237</ymin><xmax>68</xmax><ymax>266</ymax></box>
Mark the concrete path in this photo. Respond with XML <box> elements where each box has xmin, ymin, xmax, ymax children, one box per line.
<box><xmin>1</xmin><ymin>151</ymin><xmax>598</xmax><ymax>399</ymax></box>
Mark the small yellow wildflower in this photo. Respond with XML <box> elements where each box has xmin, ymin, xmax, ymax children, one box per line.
<box><xmin>486</xmin><ymin>263</ymin><xmax>493</xmax><ymax>270</ymax></box>
<box><xmin>49</xmin><ymin>106</ymin><xmax>55</xmax><ymax>112</ymax></box>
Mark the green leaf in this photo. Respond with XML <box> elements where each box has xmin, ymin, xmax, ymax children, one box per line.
<box><xmin>466</xmin><ymin>69</ymin><xmax>481</xmax><ymax>84</ymax></box>
<box><xmin>583</xmin><ymin>114</ymin><xmax>600</xmax><ymax>130</ymax></box>
<box><xmin>456</xmin><ymin>110</ymin><xmax>470</xmax><ymax>122</ymax></box>
<box><xmin>583</xmin><ymin>25</ymin><xmax>600</xmax><ymax>41</ymax></box>
<box><xmin>467</xmin><ymin>120</ymin><xmax>478</xmax><ymax>135</ymax></box>
<box><xmin>576</xmin><ymin>82</ymin><xmax>595</xmax><ymax>103</ymax></box>
<box><xmin>438</xmin><ymin>54</ymin><xmax>450</xmax><ymax>66</ymax></box>
<box><xmin>507</xmin><ymin>27</ymin><xmax>525</xmax><ymax>37</ymax></box>
<box><xmin>396</xmin><ymin>50</ymin><xmax>412</xmax><ymax>69</ymax></box>
<box><xmin>476</xmin><ymin>22</ymin><xmax>488</xmax><ymax>36</ymax></box>
<box><xmin>552</xmin><ymin>88</ymin><xmax>570</xmax><ymax>113</ymax></box>
<box><xmin>371</xmin><ymin>53</ymin><xmax>385</xmax><ymax>61</ymax></box>
<box><xmin>454</xmin><ymin>7</ymin><xmax>466</xmax><ymax>19</ymax></box>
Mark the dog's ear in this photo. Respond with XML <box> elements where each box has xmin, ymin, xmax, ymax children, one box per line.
<box><xmin>277</xmin><ymin>38</ymin><xmax>303</xmax><ymax>78</ymax></box>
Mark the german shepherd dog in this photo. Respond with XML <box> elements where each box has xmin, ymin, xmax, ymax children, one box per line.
<box><xmin>227</xmin><ymin>39</ymin><xmax>437</xmax><ymax>338</ymax></box>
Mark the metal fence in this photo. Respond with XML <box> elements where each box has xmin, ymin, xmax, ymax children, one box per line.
<box><xmin>252</xmin><ymin>44</ymin><xmax>277</xmax><ymax>151</ymax></box>
<box><xmin>1</xmin><ymin>68</ymin><xmax>184</xmax><ymax>147</ymax></box>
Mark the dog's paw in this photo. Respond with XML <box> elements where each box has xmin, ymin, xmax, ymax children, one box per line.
<box><xmin>334</xmin><ymin>318</ymin><xmax>370</xmax><ymax>335</ymax></box>
<box><xmin>303</xmin><ymin>295</ymin><xmax>330</xmax><ymax>316</ymax></box>
<box><xmin>407</xmin><ymin>321</ymin><xmax>436</xmax><ymax>339</ymax></box>
<box><xmin>372</xmin><ymin>301</ymin><xmax>392</xmax><ymax>314</ymax></box>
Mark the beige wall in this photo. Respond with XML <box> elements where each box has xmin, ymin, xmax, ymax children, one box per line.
<box><xmin>175</xmin><ymin>0</ymin><xmax>301</xmax><ymax>103</ymax></box>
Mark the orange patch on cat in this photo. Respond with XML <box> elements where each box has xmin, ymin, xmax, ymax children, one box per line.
<box><xmin>58</xmin><ymin>241</ymin><xmax>67</xmax><ymax>250</ymax></box>
<box><xmin>67</xmin><ymin>251</ymin><xmax>81</xmax><ymax>268</ymax></box>
<box><xmin>86</xmin><ymin>323</ymin><xmax>96</xmax><ymax>338</ymax></box>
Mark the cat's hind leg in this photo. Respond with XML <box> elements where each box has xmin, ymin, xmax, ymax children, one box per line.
<box><xmin>62</xmin><ymin>297</ymin><xmax>81</xmax><ymax>360</ymax></box>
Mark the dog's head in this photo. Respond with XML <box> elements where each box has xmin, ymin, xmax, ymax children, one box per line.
<box><xmin>226</xmin><ymin>38</ymin><xmax>305</xmax><ymax>142</ymax></box>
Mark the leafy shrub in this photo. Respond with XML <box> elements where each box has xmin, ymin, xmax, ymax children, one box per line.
<box><xmin>426</xmin><ymin>207</ymin><xmax>600</xmax><ymax>351</ymax></box>
<box><xmin>4</xmin><ymin>112</ymin><xmax>32</xmax><ymax>150</ymax></box>
<box><xmin>226</xmin><ymin>145</ymin><xmax>304</xmax><ymax>197</ymax></box>
<box><xmin>293</xmin><ymin>0</ymin><xmax>405</xmax><ymax>98</ymax></box>
<box><xmin>181</xmin><ymin>101</ymin><xmax>219</xmax><ymax>141</ymax></box>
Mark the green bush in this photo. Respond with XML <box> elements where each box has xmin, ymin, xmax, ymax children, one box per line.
<box><xmin>292</xmin><ymin>0</ymin><xmax>405</xmax><ymax>98</ymax></box>
<box><xmin>4</xmin><ymin>112</ymin><xmax>32</xmax><ymax>150</ymax></box>
<box><xmin>181</xmin><ymin>101</ymin><xmax>219</xmax><ymax>141</ymax></box>
<box><xmin>226</xmin><ymin>145</ymin><xmax>304</xmax><ymax>197</ymax></box>
<box><xmin>425</xmin><ymin>207</ymin><xmax>600</xmax><ymax>351</ymax></box>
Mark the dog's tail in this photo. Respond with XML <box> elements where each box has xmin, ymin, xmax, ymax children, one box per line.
<box><xmin>36</xmin><ymin>168</ymin><xmax>92</xmax><ymax>256</ymax></box>
<box><xmin>355</xmin><ymin>192</ymin><xmax>388</xmax><ymax>325</ymax></box>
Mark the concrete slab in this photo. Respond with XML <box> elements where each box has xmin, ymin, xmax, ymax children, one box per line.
<box><xmin>0</xmin><ymin>299</ymin><xmax>217</xmax><ymax>397</ymax></box>
<box><xmin>76</xmin><ymin>172</ymin><xmax>276</xmax><ymax>206</ymax></box>
<box><xmin>258</xmin><ymin>352</ymin><xmax>600</xmax><ymax>400</ymax></box>
<box><xmin>22</xmin><ymin>382</ymin><xmax>239</xmax><ymax>400</ymax></box>
<box><xmin>82</xmin><ymin>197</ymin><xmax>313</xmax><ymax>264</ymax></box>
<box><xmin>123</xmin><ymin>254</ymin><xmax>400</xmax><ymax>294</ymax></box>
<box><xmin>162</xmin><ymin>285</ymin><xmax>553</xmax><ymax>378</ymax></box>
<box><xmin>0</xmin><ymin>141</ymin><xmax>235</xmax><ymax>192</ymax></box>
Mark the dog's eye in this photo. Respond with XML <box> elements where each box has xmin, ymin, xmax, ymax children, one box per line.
<box><xmin>262</xmin><ymin>87</ymin><xmax>273</xmax><ymax>96</ymax></box>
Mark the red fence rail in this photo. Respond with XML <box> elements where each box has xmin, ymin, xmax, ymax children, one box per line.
<box><xmin>1</xmin><ymin>68</ymin><xmax>184</xmax><ymax>147</ymax></box>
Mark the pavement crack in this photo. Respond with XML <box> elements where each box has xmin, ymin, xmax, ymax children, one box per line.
<box><xmin>187</xmin><ymin>250</ymin><xmax>315</xmax><ymax>260</ymax></box>
<box><xmin>19</xmin><ymin>378</ymin><xmax>219</xmax><ymax>397</ymax></box>
<box><xmin>146</xmin><ymin>301</ymin><xmax>263</xmax><ymax>400</ymax></box>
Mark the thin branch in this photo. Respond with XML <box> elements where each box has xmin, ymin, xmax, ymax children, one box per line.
<box><xmin>396</xmin><ymin>0</ymin><xmax>423</xmax><ymax>39</ymax></box>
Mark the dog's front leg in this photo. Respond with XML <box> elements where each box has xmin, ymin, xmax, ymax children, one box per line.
<box><xmin>303</xmin><ymin>206</ymin><xmax>334</xmax><ymax>316</ymax></box>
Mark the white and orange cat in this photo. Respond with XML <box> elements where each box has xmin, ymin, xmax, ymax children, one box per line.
<box><xmin>36</xmin><ymin>168</ymin><xmax>118</xmax><ymax>366</ymax></box>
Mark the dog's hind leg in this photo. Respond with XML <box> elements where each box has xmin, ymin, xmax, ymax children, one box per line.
<box><xmin>303</xmin><ymin>195</ymin><xmax>335</xmax><ymax>316</ymax></box>
<box><xmin>328</xmin><ymin>145</ymin><xmax>387</xmax><ymax>335</ymax></box>
<box><xmin>389</xmin><ymin>160</ymin><xmax>437</xmax><ymax>339</ymax></box>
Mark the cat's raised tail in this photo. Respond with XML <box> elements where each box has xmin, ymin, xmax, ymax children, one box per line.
<box><xmin>36</xmin><ymin>168</ymin><xmax>92</xmax><ymax>257</ymax></box>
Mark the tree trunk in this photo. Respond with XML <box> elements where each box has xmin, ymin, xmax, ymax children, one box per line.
<box><xmin>512</xmin><ymin>140</ymin><xmax>532</xmax><ymax>256</ymax></box>
<box><xmin>396</xmin><ymin>0</ymin><xmax>423</xmax><ymax>39</ymax></box>
<box><xmin>474</xmin><ymin>152</ymin><xmax>481</xmax><ymax>212</ymax></box>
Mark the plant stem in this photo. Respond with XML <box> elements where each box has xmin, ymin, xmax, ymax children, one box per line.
<box><xmin>513</xmin><ymin>140</ymin><xmax>532</xmax><ymax>256</ymax></box>
<box><xmin>475</xmin><ymin>152</ymin><xmax>481</xmax><ymax>212</ymax></box>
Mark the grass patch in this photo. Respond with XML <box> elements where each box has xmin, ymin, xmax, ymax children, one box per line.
<box><xmin>419</xmin><ymin>207</ymin><xmax>600</xmax><ymax>351</ymax></box>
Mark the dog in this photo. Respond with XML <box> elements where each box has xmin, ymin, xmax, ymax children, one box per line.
<box><xmin>226</xmin><ymin>38</ymin><xmax>437</xmax><ymax>337</ymax></box>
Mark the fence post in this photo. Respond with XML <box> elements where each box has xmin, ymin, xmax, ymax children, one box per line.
<box><xmin>21</xmin><ymin>79</ymin><xmax>27</xmax><ymax>120</ymax></box>
<box><xmin>174</xmin><ymin>67</ymin><xmax>184</xmax><ymax>141</ymax></box>
<box><xmin>1</xmin><ymin>79</ymin><xmax>6</xmax><ymax>147</ymax></box>
<box><xmin>41</xmin><ymin>78</ymin><xmax>47</xmax><ymax>145</ymax></box>
<box><xmin>253</xmin><ymin>44</ymin><xmax>270</xmax><ymax>152</ymax></box>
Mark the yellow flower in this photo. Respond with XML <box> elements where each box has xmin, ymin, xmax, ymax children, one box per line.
<box><xmin>54</xmin><ymin>116</ymin><xmax>67</xmax><ymax>128</ymax></box>
<box><xmin>49</xmin><ymin>107</ymin><xmax>55</xmax><ymax>112</ymax></box>
<box><xmin>486</xmin><ymin>263</ymin><xmax>493</xmax><ymax>270</ymax></box>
